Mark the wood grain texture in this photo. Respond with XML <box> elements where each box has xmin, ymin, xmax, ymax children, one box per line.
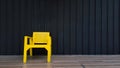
<box><xmin>0</xmin><ymin>55</ymin><xmax>120</xmax><ymax>68</ymax></box>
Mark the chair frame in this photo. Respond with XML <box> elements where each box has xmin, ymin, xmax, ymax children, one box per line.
<box><xmin>23</xmin><ymin>32</ymin><xmax>52</xmax><ymax>63</ymax></box>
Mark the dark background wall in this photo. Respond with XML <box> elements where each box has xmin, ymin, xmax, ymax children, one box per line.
<box><xmin>0</xmin><ymin>0</ymin><xmax>120</xmax><ymax>55</ymax></box>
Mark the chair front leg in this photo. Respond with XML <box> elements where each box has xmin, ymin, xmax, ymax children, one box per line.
<box><xmin>23</xmin><ymin>48</ymin><xmax>28</xmax><ymax>64</ymax></box>
<box><xmin>47</xmin><ymin>47</ymin><xmax>51</xmax><ymax>63</ymax></box>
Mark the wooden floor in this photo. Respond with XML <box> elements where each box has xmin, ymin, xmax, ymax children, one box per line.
<box><xmin>0</xmin><ymin>55</ymin><xmax>120</xmax><ymax>68</ymax></box>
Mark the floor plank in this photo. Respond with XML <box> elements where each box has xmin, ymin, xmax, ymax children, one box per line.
<box><xmin>85</xmin><ymin>66</ymin><xmax>120</xmax><ymax>68</ymax></box>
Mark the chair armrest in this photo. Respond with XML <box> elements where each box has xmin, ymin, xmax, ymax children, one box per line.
<box><xmin>24</xmin><ymin>36</ymin><xmax>32</xmax><ymax>39</ymax></box>
<box><xmin>24</xmin><ymin>36</ymin><xmax>33</xmax><ymax>45</ymax></box>
<box><xmin>48</xmin><ymin>36</ymin><xmax>52</xmax><ymax>46</ymax></box>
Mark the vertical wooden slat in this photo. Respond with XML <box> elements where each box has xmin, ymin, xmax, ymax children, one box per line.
<box><xmin>114</xmin><ymin>0</ymin><xmax>119</xmax><ymax>54</ymax></box>
<box><xmin>57</xmin><ymin>0</ymin><xmax>64</xmax><ymax>54</ymax></box>
<box><xmin>32</xmin><ymin>0</ymin><xmax>38</xmax><ymax>31</ymax></box>
<box><xmin>12</xmin><ymin>0</ymin><xmax>17</xmax><ymax>54</ymax></box>
<box><xmin>0</xmin><ymin>0</ymin><xmax>7</xmax><ymax>55</ymax></box>
<box><xmin>19</xmin><ymin>0</ymin><xmax>22</xmax><ymax>55</ymax></box>
<box><xmin>76</xmin><ymin>0</ymin><xmax>83</xmax><ymax>54</ymax></box>
<box><xmin>27</xmin><ymin>0</ymin><xmax>32</xmax><ymax>34</ymax></box>
<box><xmin>70</xmin><ymin>0</ymin><xmax>77</xmax><ymax>54</ymax></box>
<box><xmin>95</xmin><ymin>0</ymin><xmax>102</xmax><ymax>54</ymax></box>
<box><xmin>83</xmin><ymin>0</ymin><xmax>89</xmax><ymax>54</ymax></box>
<box><xmin>108</xmin><ymin>0</ymin><xmax>114</xmax><ymax>54</ymax></box>
<box><xmin>0</xmin><ymin>0</ymin><xmax>2</xmax><ymax>53</ymax></box>
<box><xmin>39</xmin><ymin>0</ymin><xmax>44</xmax><ymax>31</ymax></box>
<box><xmin>50</xmin><ymin>0</ymin><xmax>57</xmax><ymax>54</ymax></box>
<box><xmin>63</xmin><ymin>0</ymin><xmax>70</xmax><ymax>54</ymax></box>
<box><xmin>20</xmin><ymin>0</ymin><xmax>27</xmax><ymax>55</ymax></box>
<box><xmin>89</xmin><ymin>0</ymin><xmax>96</xmax><ymax>54</ymax></box>
<box><xmin>101</xmin><ymin>0</ymin><xmax>108</xmax><ymax>54</ymax></box>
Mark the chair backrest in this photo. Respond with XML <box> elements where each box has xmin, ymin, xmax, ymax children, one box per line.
<box><xmin>33</xmin><ymin>32</ymin><xmax>50</xmax><ymax>43</ymax></box>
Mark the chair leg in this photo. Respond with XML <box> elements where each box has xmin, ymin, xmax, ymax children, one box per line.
<box><xmin>30</xmin><ymin>48</ymin><xmax>33</xmax><ymax>56</ymax></box>
<box><xmin>47</xmin><ymin>48</ymin><xmax>51</xmax><ymax>63</ymax></box>
<box><xmin>23</xmin><ymin>49</ymin><xmax>27</xmax><ymax>64</ymax></box>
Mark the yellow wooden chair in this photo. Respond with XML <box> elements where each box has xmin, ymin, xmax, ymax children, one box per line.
<box><xmin>23</xmin><ymin>32</ymin><xmax>52</xmax><ymax>63</ymax></box>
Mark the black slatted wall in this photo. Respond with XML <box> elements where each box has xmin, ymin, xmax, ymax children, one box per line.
<box><xmin>0</xmin><ymin>0</ymin><xmax>120</xmax><ymax>55</ymax></box>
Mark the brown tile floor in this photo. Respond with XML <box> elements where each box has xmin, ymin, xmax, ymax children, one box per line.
<box><xmin>0</xmin><ymin>55</ymin><xmax>120</xmax><ymax>68</ymax></box>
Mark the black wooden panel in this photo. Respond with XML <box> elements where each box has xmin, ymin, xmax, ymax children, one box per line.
<box><xmin>0</xmin><ymin>0</ymin><xmax>120</xmax><ymax>55</ymax></box>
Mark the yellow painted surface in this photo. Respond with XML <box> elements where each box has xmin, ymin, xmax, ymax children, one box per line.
<box><xmin>23</xmin><ymin>32</ymin><xmax>52</xmax><ymax>63</ymax></box>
